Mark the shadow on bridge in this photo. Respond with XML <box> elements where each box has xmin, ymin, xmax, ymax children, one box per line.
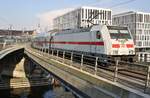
<box><xmin>0</xmin><ymin>48</ymin><xmax>24</xmax><ymax>96</ymax></box>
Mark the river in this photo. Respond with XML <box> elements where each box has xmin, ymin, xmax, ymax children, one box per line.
<box><xmin>0</xmin><ymin>85</ymin><xmax>76</xmax><ymax>98</ymax></box>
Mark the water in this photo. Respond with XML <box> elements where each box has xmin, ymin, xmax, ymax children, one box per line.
<box><xmin>0</xmin><ymin>85</ymin><xmax>76</xmax><ymax>98</ymax></box>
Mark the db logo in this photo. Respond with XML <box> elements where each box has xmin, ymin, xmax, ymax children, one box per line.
<box><xmin>121</xmin><ymin>44</ymin><xmax>125</xmax><ymax>48</ymax></box>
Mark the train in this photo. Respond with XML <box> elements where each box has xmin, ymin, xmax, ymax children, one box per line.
<box><xmin>0</xmin><ymin>36</ymin><xmax>14</xmax><ymax>49</ymax></box>
<box><xmin>32</xmin><ymin>24</ymin><xmax>135</xmax><ymax>62</ymax></box>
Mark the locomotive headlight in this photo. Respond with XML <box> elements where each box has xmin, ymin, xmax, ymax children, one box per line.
<box><xmin>113</xmin><ymin>50</ymin><xmax>118</xmax><ymax>55</ymax></box>
<box><xmin>129</xmin><ymin>50</ymin><xmax>134</xmax><ymax>54</ymax></box>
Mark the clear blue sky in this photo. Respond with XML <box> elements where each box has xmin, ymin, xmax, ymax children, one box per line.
<box><xmin>0</xmin><ymin>0</ymin><xmax>149</xmax><ymax>30</ymax></box>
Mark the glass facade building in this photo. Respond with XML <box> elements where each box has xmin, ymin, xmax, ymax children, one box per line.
<box><xmin>53</xmin><ymin>6</ymin><xmax>112</xmax><ymax>30</ymax></box>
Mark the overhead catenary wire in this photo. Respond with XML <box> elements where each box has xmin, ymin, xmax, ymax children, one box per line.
<box><xmin>87</xmin><ymin>0</ymin><xmax>137</xmax><ymax>25</ymax></box>
<box><xmin>109</xmin><ymin>0</ymin><xmax>137</xmax><ymax>8</ymax></box>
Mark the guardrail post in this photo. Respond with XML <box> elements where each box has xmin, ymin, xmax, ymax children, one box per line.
<box><xmin>43</xmin><ymin>48</ymin><xmax>46</xmax><ymax>55</ymax></box>
<box><xmin>45</xmin><ymin>48</ymin><xmax>47</xmax><ymax>56</ymax></box>
<box><xmin>43</xmin><ymin>48</ymin><xmax>45</xmax><ymax>53</ymax></box>
<box><xmin>80</xmin><ymin>54</ymin><xmax>84</xmax><ymax>70</ymax></box>
<box><xmin>42</xmin><ymin>47</ymin><xmax>43</xmax><ymax>53</ymax></box>
<box><xmin>39</xmin><ymin>48</ymin><xmax>41</xmax><ymax>54</ymax></box>
<box><xmin>41</xmin><ymin>48</ymin><xmax>42</xmax><ymax>52</ymax></box>
<box><xmin>52</xmin><ymin>49</ymin><xmax>54</xmax><ymax>56</ymax></box>
<box><xmin>70</xmin><ymin>52</ymin><xmax>73</xmax><ymax>66</ymax></box>
<box><xmin>95</xmin><ymin>57</ymin><xmax>98</xmax><ymax>75</ymax></box>
<box><xmin>114</xmin><ymin>60</ymin><xmax>119</xmax><ymax>82</ymax></box>
<box><xmin>45</xmin><ymin>48</ymin><xmax>46</xmax><ymax>53</ymax></box>
<box><xmin>2</xmin><ymin>42</ymin><xmax>6</xmax><ymax>49</ymax></box>
<box><xmin>48</xmin><ymin>48</ymin><xmax>50</xmax><ymax>55</ymax></box>
<box><xmin>43</xmin><ymin>48</ymin><xmax>45</xmax><ymax>55</ymax></box>
<box><xmin>57</xmin><ymin>50</ymin><xmax>59</xmax><ymax>58</ymax></box>
<box><xmin>145</xmin><ymin>66</ymin><xmax>150</xmax><ymax>93</ymax></box>
<box><xmin>42</xmin><ymin>48</ymin><xmax>44</xmax><ymax>55</ymax></box>
<box><xmin>63</xmin><ymin>51</ymin><xmax>65</xmax><ymax>63</ymax></box>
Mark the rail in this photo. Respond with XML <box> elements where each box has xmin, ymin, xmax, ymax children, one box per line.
<box><xmin>30</xmin><ymin>47</ymin><xmax>150</xmax><ymax>94</ymax></box>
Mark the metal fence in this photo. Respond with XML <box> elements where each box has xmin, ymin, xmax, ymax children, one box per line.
<box><xmin>35</xmin><ymin>47</ymin><xmax>150</xmax><ymax>93</ymax></box>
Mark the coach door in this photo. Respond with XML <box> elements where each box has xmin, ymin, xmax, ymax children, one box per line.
<box><xmin>95</xmin><ymin>31</ymin><xmax>102</xmax><ymax>54</ymax></box>
<box><xmin>49</xmin><ymin>36</ymin><xmax>53</xmax><ymax>49</ymax></box>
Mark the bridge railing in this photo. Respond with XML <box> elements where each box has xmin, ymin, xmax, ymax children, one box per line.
<box><xmin>32</xmin><ymin>47</ymin><xmax>150</xmax><ymax>93</ymax></box>
<box><xmin>0</xmin><ymin>43</ymin><xmax>13</xmax><ymax>51</ymax></box>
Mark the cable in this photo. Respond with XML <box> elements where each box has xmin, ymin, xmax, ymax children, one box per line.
<box><xmin>86</xmin><ymin>0</ymin><xmax>137</xmax><ymax>25</ymax></box>
<box><xmin>110</xmin><ymin>0</ymin><xmax>137</xmax><ymax>8</ymax></box>
<box><xmin>89</xmin><ymin>0</ymin><xmax>137</xmax><ymax>8</ymax></box>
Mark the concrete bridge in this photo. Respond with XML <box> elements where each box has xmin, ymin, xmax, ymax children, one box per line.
<box><xmin>24</xmin><ymin>46</ymin><xmax>150</xmax><ymax>98</ymax></box>
<box><xmin>0</xmin><ymin>45</ymin><xmax>150</xmax><ymax>98</ymax></box>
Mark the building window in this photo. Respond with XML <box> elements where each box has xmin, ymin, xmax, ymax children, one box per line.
<box><xmin>104</xmin><ymin>11</ymin><xmax>106</xmax><ymax>20</ymax></box>
<box><xmin>87</xmin><ymin>9</ymin><xmax>89</xmax><ymax>19</ymax></box>
<box><xmin>131</xmin><ymin>14</ymin><xmax>135</xmax><ymax>22</ymax></box>
<box><xmin>137</xmin><ymin>41</ymin><xmax>142</xmax><ymax>46</ymax></box>
<box><xmin>95</xmin><ymin>10</ymin><xmax>99</xmax><ymax>19</ymax></box>
<box><xmin>144</xmin><ymin>14</ymin><xmax>150</xmax><ymax>23</ymax></box>
<box><xmin>136</xmin><ymin>14</ymin><xmax>143</xmax><ymax>22</ymax></box>
<box><xmin>103</xmin><ymin>10</ymin><xmax>105</xmax><ymax>20</ymax></box>
<box><xmin>108</xmin><ymin>11</ymin><xmax>111</xmax><ymax>20</ymax></box>
<box><xmin>82</xmin><ymin>9</ymin><xmax>84</xmax><ymax>19</ymax></box>
<box><xmin>85</xmin><ymin>9</ymin><xmax>87</xmax><ymax>19</ymax></box>
<box><xmin>142</xmin><ymin>35</ymin><xmax>144</xmax><ymax>40</ymax></box>
<box><xmin>100</xmin><ymin>10</ymin><xmax>102</xmax><ymax>20</ymax></box>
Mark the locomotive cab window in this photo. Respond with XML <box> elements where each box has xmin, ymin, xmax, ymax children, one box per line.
<box><xmin>119</xmin><ymin>30</ymin><xmax>131</xmax><ymax>39</ymax></box>
<box><xmin>96</xmin><ymin>31</ymin><xmax>101</xmax><ymax>39</ymax></box>
<box><xmin>109</xmin><ymin>29</ymin><xmax>131</xmax><ymax>39</ymax></box>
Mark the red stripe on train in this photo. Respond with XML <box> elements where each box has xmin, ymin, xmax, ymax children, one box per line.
<box><xmin>36</xmin><ymin>41</ymin><xmax>104</xmax><ymax>46</ymax></box>
<box><xmin>126</xmin><ymin>44</ymin><xmax>134</xmax><ymax>48</ymax></box>
<box><xmin>50</xmin><ymin>41</ymin><xmax>104</xmax><ymax>45</ymax></box>
<box><xmin>112</xmin><ymin>44</ymin><xmax>134</xmax><ymax>48</ymax></box>
<box><xmin>112</xmin><ymin>44</ymin><xmax>120</xmax><ymax>48</ymax></box>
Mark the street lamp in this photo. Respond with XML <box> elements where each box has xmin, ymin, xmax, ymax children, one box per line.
<box><xmin>9</xmin><ymin>24</ymin><xmax>13</xmax><ymax>38</ymax></box>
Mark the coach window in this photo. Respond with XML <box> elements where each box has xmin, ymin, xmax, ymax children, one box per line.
<box><xmin>96</xmin><ymin>31</ymin><xmax>101</xmax><ymax>39</ymax></box>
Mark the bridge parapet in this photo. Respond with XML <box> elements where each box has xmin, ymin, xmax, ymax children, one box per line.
<box><xmin>0</xmin><ymin>45</ymin><xmax>24</xmax><ymax>60</ymax></box>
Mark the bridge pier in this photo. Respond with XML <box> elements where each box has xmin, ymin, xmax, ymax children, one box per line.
<box><xmin>0</xmin><ymin>61</ymin><xmax>3</xmax><ymax>81</ymax></box>
<box><xmin>0</xmin><ymin>74</ymin><xmax>2</xmax><ymax>82</ymax></box>
<box><xmin>28</xmin><ymin>60</ymin><xmax>37</xmax><ymax>77</ymax></box>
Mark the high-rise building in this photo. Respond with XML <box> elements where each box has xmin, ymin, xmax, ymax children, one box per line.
<box><xmin>53</xmin><ymin>6</ymin><xmax>112</xmax><ymax>30</ymax></box>
<box><xmin>113</xmin><ymin>11</ymin><xmax>150</xmax><ymax>62</ymax></box>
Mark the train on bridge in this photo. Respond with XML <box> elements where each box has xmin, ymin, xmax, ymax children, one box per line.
<box><xmin>32</xmin><ymin>24</ymin><xmax>135</xmax><ymax>62</ymax></box>
<box><xmin>0</xmin><ymin>36</ymin><xmax>14</xmax><ymax>49</ymax></box>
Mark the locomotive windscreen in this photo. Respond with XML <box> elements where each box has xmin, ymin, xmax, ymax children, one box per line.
<box><xmin>107</xmin><ymin>26</ymin><xmax>131</xmax><ymax>39</ymax></box>
<box><xmin>107</xmin><ymin>25</ymin><xmax>128</xmax><ymax>30</ymax></box>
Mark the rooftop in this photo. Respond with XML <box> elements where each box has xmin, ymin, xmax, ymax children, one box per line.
<box><xmin>54</xmin><ymin>6</ymin><xmax>111</xmax><ymax>19</ymax></box>
<box><xmin>113</xmin><ymin>11</ymin><xmax>150</xmax><ymax>17</ymax></box>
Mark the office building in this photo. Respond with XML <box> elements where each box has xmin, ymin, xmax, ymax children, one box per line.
<box><xmin>53</xmin><ymin>6</ymin><xmax>112</xmax><ymax>30</ymax></box>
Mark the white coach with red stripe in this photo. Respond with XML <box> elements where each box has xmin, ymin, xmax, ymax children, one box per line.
<box><xmin>50</xmin><ymin>24</ymin><xmax>135</xmax><ymax>57</ymax></box>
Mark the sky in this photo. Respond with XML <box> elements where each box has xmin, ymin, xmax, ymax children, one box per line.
<box><xmin>0</xmin><ymin>0</ymin><xmax>149</xmax><ymax>30</ymax></box>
